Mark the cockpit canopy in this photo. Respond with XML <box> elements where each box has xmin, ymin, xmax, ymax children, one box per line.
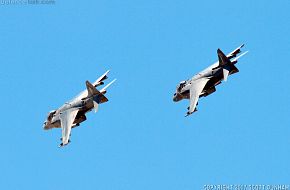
<box><xmin>47</xmin><ymin>110</ymin><xmax>56</xmax><ymax>118</ymax></box>
<box><xmin>177</xmin><ymin>80</ymin><xmax>187</xmax><ymax>90</ymax></box>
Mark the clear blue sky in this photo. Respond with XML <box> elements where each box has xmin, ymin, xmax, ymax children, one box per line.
<box><xmin>0</xmin><ymin>0</ymin><xmax>289</xmax><ymax>189</ymax></box>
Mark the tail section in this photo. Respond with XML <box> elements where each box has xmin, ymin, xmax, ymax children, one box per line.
<box><xmin>217</xmin><ymin>49</ymin><xmax>231</xmax><ymax>66</ymax></box>
<box><xmin>217</xmin><ymin>49</ymin><xmax>232</xmax><ymax>81</ymax></box>
<box><xmin>86</xmin><ymin>80</ymin><xmax>100</xmax><ymax>97</ymax></box>
<box><xmin>216</xmin><ymin>47</ymin><xmax>247</xmax><ymax>81</ymax></box>
<box><xmin>85</xmin><ymin>74</ymin><xmax>116</xmax><ymax>112</ymax></box>
<box><xmin>85</xmin><ymin>80</ymin><xmax>108</xmax><ymax>113</ymax></box>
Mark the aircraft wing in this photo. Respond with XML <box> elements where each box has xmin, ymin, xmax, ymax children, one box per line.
<box><xmin>186</xmin><ymin>78</ymin><xmax>209</xmax><ymax>116</ymax></box>
<box><xmin>227</xmin><ymin>44</ymin><xmax>244</xmax><ymax>59</ymax></box>
<box><xmin>93</xmin><ymin>70</ymin><xmax>110</xmax><ymax>86</ymax></box>
<box><xmin>59</xmin><ymin>108</ymin><xmax>79</xmax><ymax>147</ymax></box>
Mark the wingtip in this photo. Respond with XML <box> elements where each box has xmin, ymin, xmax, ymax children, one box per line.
<box><xmin>58</xmin><ymin>141</ymin><xmax>70</xmax><ymax>148</ymax></box>
<box><xmin>185</xmin><ymin>112</ymin><xmax>192</xmax><ymax>117</ymax></box>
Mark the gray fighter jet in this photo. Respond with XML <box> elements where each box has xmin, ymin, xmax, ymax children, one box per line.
<box><xmin>43</xmin><ymin>70</ymin><xmax>116</xmax><ymax>147</ymax></box>
<box><xmin>173</xmin><ymin>45</ymin><xmax>248</xmax><ymax>116</ymax></box>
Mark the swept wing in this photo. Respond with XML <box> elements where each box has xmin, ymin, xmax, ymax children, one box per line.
<box><xmin>59</xmin><ymin>108</ymin><xmax>79</xmax><ymax>147</ymax></box>
<box><xmin>227</xmin><ymin>44</ymin><xmax>244</xmax><ymax>59</ymax></box>
<box><xmin>186</xmin><ymin>78</ymin><xmax>209</xmax><ymax>116</ymax></box>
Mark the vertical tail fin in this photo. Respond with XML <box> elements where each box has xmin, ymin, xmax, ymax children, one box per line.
<box><xmin>217</xmin><ymin>49</ymin><xmax>231</xmax><ymax>66</ymax></box>
<box><xmin>86</xmin><ymin>80</ymin><xmax>100</xmax><ymax>97</ymax></box>
<box><xmin>215</xmin><ymin>46</ymin><xmax>247</xmax><ymax>81</ymax></box>
<box><xmin>217</xmin><ymin>49</ymin><xmax>232</xmax><ymax>82</ymax></box>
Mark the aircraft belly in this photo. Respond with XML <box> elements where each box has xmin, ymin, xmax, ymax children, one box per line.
<box><xmin>53</xmin><ymin>122</ymin><xmax>61</xmax><ymax>128</ymax></box>
<box><xmin>73</xmin><ymin>113</ymin><xmax>87</xmax><ymax>125</ymax></box>
<box><xmin>181</xmin><ymin>90</ymin><xmax>190</xmax><ymax>99</ymax></box>
<box><xmin>84</xmin><ymin>100</ymin><xmax>94</xmax><ymax>112</ymax></box>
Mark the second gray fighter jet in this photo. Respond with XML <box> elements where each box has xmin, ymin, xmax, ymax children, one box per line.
<box><xmin>173</xmin><ymin>44</ymin><xmax>248</xmax><ymax>116</ymax></box>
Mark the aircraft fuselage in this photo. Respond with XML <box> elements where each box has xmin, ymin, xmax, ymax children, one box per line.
<box><xmin>173</xmin><ymin>61</ymin><xmax>238</xmax><ymax>102</ymax></box>
<box><xmin>43</xmin><ymin>95</ymin><xmax>99</xmax><ymax>130</ymax></box>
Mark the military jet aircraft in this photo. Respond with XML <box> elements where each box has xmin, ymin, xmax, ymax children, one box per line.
<box><xmin>43</xmin><ymin>70</ymin><xmax>116</xmax><ymax>147</ymax></box>
<box><xmin>173</xmin><ymin>44</ymin><xmax>248</xmax><ymax>116</ymax></box>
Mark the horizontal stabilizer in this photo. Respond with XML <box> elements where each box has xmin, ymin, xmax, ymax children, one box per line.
<box><xmin>98</xmin><ymin>95</ymin><xmax>108</xmax><ymax>104</ymax></box>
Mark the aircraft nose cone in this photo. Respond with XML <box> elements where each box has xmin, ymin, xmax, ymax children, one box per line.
<box><xmin>43</xmin><ymin>122</ymin><xmax>49</xmax><ymax>130</ymax></box>
<box><xmin>173</xmin><ymin>95</ymin><xmax>178</xmax><ymax>102</ymax></box>
<box><xmin>173</xmin><ymin>92</ymin><xmax>182</xmax><ymax>102</ymax></box>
